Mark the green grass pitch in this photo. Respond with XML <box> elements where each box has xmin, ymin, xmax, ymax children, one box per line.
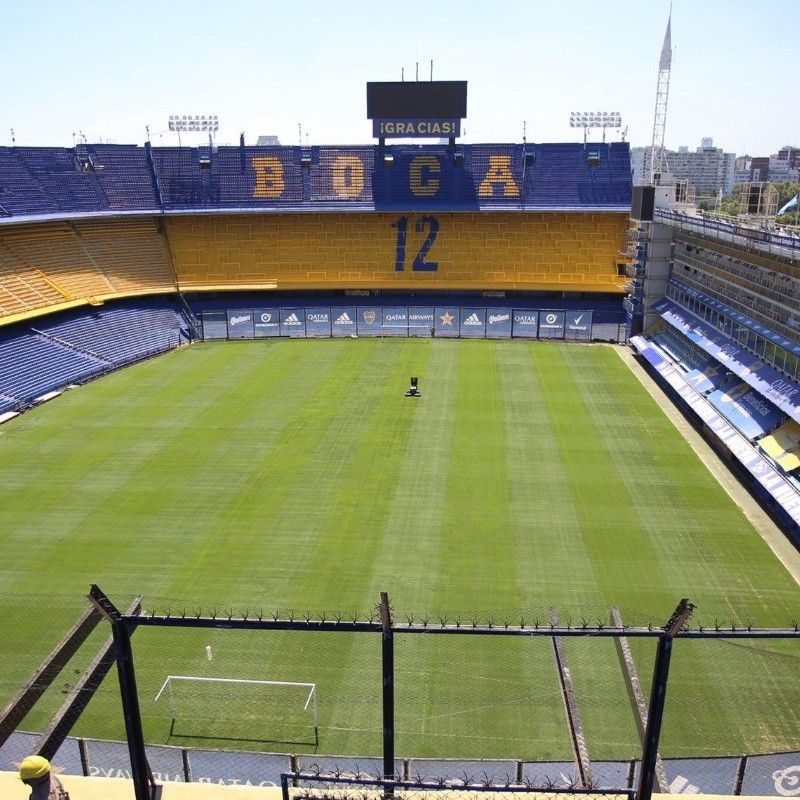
<box><xmin>1</xmin><ymin>338</ymin><xmax>799</xmax><ymax>760</ymax></box>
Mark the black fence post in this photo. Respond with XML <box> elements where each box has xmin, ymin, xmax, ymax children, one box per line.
<box><xmin>733</xmin><ymin>755</ymin><xmax>748</xmax><ymax>796</ymax></box>
<box><xmin>380</xmin><ymin>592</ymin><xmax>395</xmax><ymax>782</ymax></box>
<box><xmin>88</xmin><ymin>585</ymin><xmax>157</xmax><ymax>800</ymax></box>
<box><xmin>636</xmin><ymin>599</ymin><xmax>694</xmax><ymax>800</ymax></box>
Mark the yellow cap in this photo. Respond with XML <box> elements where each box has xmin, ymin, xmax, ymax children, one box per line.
<box><xmin>19</xmin><ymin>755</ymin><xmax>51</xmax><ymax>780</ymax></box>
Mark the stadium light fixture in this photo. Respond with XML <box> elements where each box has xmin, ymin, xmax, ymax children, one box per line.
<box><xmin>168</xmin><ymin>115</ymin><xmax>220</xmax><ymax>146</ymax></box>
<box><xmin>569</xmin><ymin>111</ymin><xmax>622</xmax><ymax>143</ymax></box>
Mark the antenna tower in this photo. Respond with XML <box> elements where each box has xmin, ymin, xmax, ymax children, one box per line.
<box><xmin>649</xmin><ymin>10</ymin><xmax>672</xmax><ymax>184</ymax></box>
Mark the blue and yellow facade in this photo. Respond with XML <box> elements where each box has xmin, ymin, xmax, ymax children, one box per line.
<box><xmin>0</xmin><ymin>142</ymin><xmax>632</xmax><ymax>323</ymax></box>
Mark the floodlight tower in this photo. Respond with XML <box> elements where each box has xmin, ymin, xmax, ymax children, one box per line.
<box><xmin>168</xmin><ymin>115</ymin><xmax>220</xmax><ymax>147</ymax></box>
<box><xmin>649</xmin><ymin>12</ymin><xmax>673</xmax><ymax>184</ymax></box>
<box><xmin>569</xmin><ymin>112</ymin><xmax>622</xmax><ymax>144</ymax></box>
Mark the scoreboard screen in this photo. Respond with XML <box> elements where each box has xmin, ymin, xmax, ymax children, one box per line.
<box><xmin>367</xmin><ymin>81</ymin><xmax>467</xmax><ymax>119</ymax></box>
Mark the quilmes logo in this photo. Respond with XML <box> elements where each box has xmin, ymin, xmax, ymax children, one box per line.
<box><xmin>334</xmin><ymin>312</ymin><xmax>353</xmax><ymax>325</ymax></box>
<box><xmin>489</xmin><ymin>313</ymin><xmax>510</xmax><ymax>324</ymax></box>
<box><xmin>283</xmin><ymin>313</ymin><xmax>302</xmax><ymax>326</ymax></box>
<box><xmin>307</xmin><ymin>313</ymin><xmax>329</xmax><ymax>323</ymax></box>
<box><xmin>229</xmin><ymin>315</ymin><xmax>251</xmax><ymax>326</ymax></box>
<box><xmin>463</xmin><ymin>313</ymin><xmax>483</xmax><ymax>326</ymax></box>
<box><xmin>362</xmin><ymin>311</ymin><xmax>376</xmax><ymax>324</ymax></box>
<box><xmin>773</xmin><ymin>764</ymin><xmax>800</xmax><ymax>796</ymax></box>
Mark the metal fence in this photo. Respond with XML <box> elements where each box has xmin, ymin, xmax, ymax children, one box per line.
<box><xmin>3</xmin><ymin>591</ymin><xmax>800</xmax><ymax>799</ymax></box>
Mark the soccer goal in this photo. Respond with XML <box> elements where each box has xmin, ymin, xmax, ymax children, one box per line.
<box><xmin>155</xmin><ymin>676</ymin><xmax>318</xmax><ymax>746</ymax></box>
<box><xmin>373</xmin><ymin>323</ymin><xmax>434</xmax><ymax>338</ymax></box>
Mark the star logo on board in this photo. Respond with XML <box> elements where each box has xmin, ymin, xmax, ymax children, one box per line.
<box><xmin>440</xmin><ymin>311</ymin><xmax>454</xmax><ymax>326</ymax></box>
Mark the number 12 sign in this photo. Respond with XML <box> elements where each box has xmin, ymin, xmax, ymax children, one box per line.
<box><xmin>391</xmin><ymin>216</ymin><xmax>439</xmax><ymax>272</ymax></box>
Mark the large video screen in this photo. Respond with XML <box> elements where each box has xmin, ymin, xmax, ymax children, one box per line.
<box><xmin>367</xmin><ymin>81</ymin><xmax>467</xmax><ymax>119</ymax></box>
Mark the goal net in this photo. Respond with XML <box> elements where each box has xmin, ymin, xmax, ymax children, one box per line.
<box><xmin>361</xmin><ymin>323</ymin><xmax>433</xmax><ymax>338</ymax></box>
<box><xmin>155</xmin><ymin>676</ymin><xmax>318</xmax><ymax>746</ymax></box>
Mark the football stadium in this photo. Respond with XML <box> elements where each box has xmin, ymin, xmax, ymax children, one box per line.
<box><xmin>1</xmin><ymin>57</ymin><xmax>800</xmax><ymax>800</ymax></box>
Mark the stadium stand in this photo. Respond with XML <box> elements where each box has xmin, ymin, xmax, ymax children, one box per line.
<box><xmin>34</xmin><ymin>299</ymin><xmax>188</xmax><ymax>365</ymax></box>
<box><xmin>0</xmin><ymin>149</ymin><xmax>60</xmax><ymax>216</ymax></box>
<box><xmin>88</xmin><ymin>144</ymin><xmax>161</xmax><ymax>209</ymax></box>
<box><xmin>69</xmin><ymin>218</ymin><xmax>176</xmax><ymax>294</ymax></box>
<box><xmin>165</xmin><ymin>211</ymin><xmax>628</xmax><ymax>293</ymax></box>
<box><xmin>0</xmin><ymin>330</ymin><xmax>108</xmax><ymax>407</ymax></box>
<box><xmin>758</xmin><ymin>419</ymin><xmax>800</xmax><ymax>473</ymax></box>
<box><xmin>0</xmin><ymin>297</ymin><xmax>189</xmax><ymax>411</ymax></box>
<box><xmin>1</xmin><ymin>142</ymin><xmax>632</xmax><ymax>214</ymax></box>
<box><xmin>629</xmin><ymin>206</ymin><xmax>800</xmax><ymax>534</ymax></box>
<box><xmin>10</xmin><ymin>147</ymin><xmax>109</xmax><ymax>212</ymax></box>
<box><xmin>1</xmin><ymin>142</ymin><xmax>631</xmax><ymax>325</ymax></box>
<box><xmin>0</xmin><ymin>219</ymin><xmax>175</xmax><ymax>322</ymax></box>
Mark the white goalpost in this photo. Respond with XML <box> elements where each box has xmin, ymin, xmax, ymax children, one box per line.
<box><xmin>155</xmin><ymin>676</ymin><xmax>318</xmax><ymax>745</ymax></box>
<box><xmin>367</xmin><ymin>323</ymin><xmax>434</xmax><ymax>338</ymax></box>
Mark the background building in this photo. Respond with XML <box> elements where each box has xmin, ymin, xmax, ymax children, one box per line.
<box><xmin>631</xmin><ymin>138</ymin><xmax>736</xmax><ymax>195</ymax></box>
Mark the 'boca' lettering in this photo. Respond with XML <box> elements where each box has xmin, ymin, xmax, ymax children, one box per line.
<box><xmin>410</xmin><ymin>155</ymin><xmax>441</xmax><ymax>197</ymax></box>
<box><xmin>331</xmin><ymin>155</ymin><xmax>364</xmax><ymax>198</ymax></box>
<box><xmin>248</xmin><ymin>148</ymin><xmax>530</xmax><ymax>202</ymax></box>
<box><xmin>478</xmin><ymin>155</ymin><xmax>520</xmax><ymax>197</ymax></box>
<box><xmin>252</xmin><ymin>157</ymin><xmax>285</xmax><ymax>198</ymax></box>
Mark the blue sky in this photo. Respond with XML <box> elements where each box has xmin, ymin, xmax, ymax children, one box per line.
<box><xmin>1</xmin><ymin>0</ymin><xmax>796</xmax><ymax>157</ymax></box>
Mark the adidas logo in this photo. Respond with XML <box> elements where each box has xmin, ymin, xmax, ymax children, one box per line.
<box><xmin>283</xmin><ymin>313</ymin><xmax>302</xmax><ymax>326</ymax></box>
<box><xmin>463</xmin><ymin>313</ymin><xmax>483</xmax><ymax>326</ymax></box>
<box><xmin>335</xmin><ymin>312</ymin><xmax>353</xmax><ymax>325</ymax></box>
